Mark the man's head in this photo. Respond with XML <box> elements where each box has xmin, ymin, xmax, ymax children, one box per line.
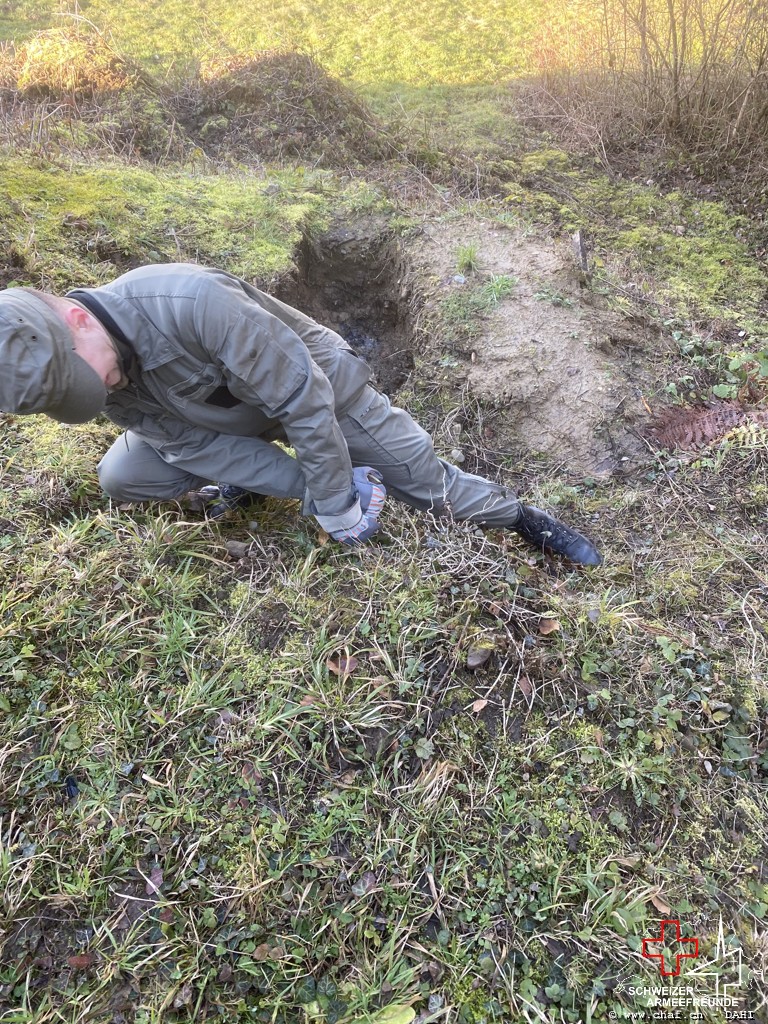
<box><xmin>0</xmin><ymin>288</ymin><xmax>121</xmax><ymax>423</ymax></box>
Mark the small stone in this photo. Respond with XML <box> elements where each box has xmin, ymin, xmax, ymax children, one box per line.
<box><xmin>452</xmin><ymin>274</ymin><xmax>466</xmax><ymax>285</ymax></box>
<box><xmin>467</xmin><ymin>646</ymin><xmax>493</xmax><ymax>670</ymax></box>
<box><xmin>224</xmin><ymin>539</ymin><xmax>251</xmax><ymax>559</ymax></box>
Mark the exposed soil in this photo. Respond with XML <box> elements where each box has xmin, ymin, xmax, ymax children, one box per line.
<box><xmin>422</xmin><ymin>218</ymin><xmax>659</xmax><ymax>475</ymax></box>
<box><xmin>278</xmin><ymin>212</ymin><xmax>661</xmax><ymax>478</ymax></box>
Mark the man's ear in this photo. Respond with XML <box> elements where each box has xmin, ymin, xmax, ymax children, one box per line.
<box><xmin>63</xmin><ymin>303</ymin><xmax>92</xmax><ymax>332</ymax></box>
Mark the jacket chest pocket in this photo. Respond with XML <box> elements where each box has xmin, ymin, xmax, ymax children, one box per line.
<box><xmin>167</xmin><ymin>366</ymin><xmax>223</xmax><ymax>408</ymax></box>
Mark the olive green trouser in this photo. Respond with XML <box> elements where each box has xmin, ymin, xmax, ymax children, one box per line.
<box><xmin>97</xmin><ymin>387</ymin><xmax>522</xmax><ymax>527</ymax></box>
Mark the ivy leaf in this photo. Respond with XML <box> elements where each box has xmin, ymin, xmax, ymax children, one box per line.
<box><xmin>351</xmin><ymin>871</ymin><xmax>377</xmax><ymax>897</ymax></box>
<box><xmin>61</xmin><ymin>726</ymin><xmax>82</xmax><ymax>751</ymax></box>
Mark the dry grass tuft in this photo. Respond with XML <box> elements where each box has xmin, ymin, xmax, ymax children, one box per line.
<box><xmin>0</xmin><ymin>27</ymin><xmax>148</xmax><ymax>98</ymax></box>
<box><xmin>0</xmin><ymin>28</ymin><xmax>173</xmax><ymax>162</ymax></box>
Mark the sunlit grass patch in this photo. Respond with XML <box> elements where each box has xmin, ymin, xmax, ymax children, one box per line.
<box><xmin>0</xmin><ymin>158</ymin><xmax>334</xmax><ymax>288</ymax></box>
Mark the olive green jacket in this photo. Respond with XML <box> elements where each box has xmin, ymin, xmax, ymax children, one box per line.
<box><xmin>70</xmin><ymin>263</ymin><xmax>372</xmax><ymax>518</ymax></box>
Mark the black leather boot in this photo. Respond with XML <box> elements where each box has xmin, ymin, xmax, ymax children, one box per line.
<box><xmin>512</xmin><ymin>504</ymin><xmax>603</xmax><ymax>566</ymax></box>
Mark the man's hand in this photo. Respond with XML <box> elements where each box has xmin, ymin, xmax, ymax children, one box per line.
<box><xmin>313</xmin><ymin>467</ymin><xmax>387</xmax><ymax>547</ymax></box>
<box><xmin>328</xmin><ymin>511</ymin><xmax>380</xmax><ymax>546</ymax></box>
<box><xmin>352</xmin><ymin>466</ymin><xmax>386</xmax><ymax>518</ymax></box>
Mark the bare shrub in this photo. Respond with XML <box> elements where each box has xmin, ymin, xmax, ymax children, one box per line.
<box><xmin>0</xmin><ymin>28</ymin><xmax>183</xmax><ymax>162</ymax></box>
<box><xmin>522</xmin><ymin>0</ymin><xmax>768</xmax><ymax>171</ymax></box>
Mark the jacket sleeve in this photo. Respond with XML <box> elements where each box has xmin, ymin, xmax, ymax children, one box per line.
<box><xmin>194</xmin><ymin>282</ymin><xmax>356</xmax><ymax>517</ymax></box>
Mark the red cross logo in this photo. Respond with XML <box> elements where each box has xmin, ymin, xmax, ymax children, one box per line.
<box><xmin>642</xmin><ymin>920</ymin><xmax>699</xmax><ymax>976</ymax></box>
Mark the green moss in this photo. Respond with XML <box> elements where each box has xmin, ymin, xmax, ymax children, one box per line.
<box><xmin>0</xmin><ymin>158</ymin><xmax>334</xmax><ymax>288</ymax></box>
<box><xmin>519</xmin><ymin>147</ymin><xmax>572</xmax><ymax>177</ymax></box>
<box><xmin>502</xmin><ymin>167</ymin><xmax>768</xmax><ymax>327</ymax></box>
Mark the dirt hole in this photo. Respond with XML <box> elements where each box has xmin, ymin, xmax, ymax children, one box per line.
<box><xmin>277</xmin><ymin>215</ymin><xmax>655</xmax><ymax>478</ymax></box>
<box><xmin>274</xmin><ymin>219</ymin><xmax>416</xmax><ymax>396</ymax></box>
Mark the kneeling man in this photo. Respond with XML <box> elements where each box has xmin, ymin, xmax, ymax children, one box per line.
<box><xmin>0</xmin><ymin>263</ymin><xmax>601</xmax><ymax>563</ymax></box>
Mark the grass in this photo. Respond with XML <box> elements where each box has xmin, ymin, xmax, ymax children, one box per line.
<box><xmin>0</xmin><ymin>0</ymin><xmax>550</xmax><ymax>86</ymax></box>
<box><xmin>436</xmin><ymin>275</ymin><xmax>517</xmax><ymax>347</ymax></box>
<box><xmin>1</xmin><ymin>412</ymin><xmax>766</xmax><ymax>1022</ymax></box>
<box><xmin>455</xmin><ymin>243</ymin><xmax>480</xmax><ymax>276</ymax></box>
<box><xmin>0</xmin><ymin>7</ymin><xmax>767</xmax><ymax>1023</ymax></box>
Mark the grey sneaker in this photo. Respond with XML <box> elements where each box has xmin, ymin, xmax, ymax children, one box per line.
<box><xmin>200</xmin><ymin>484</ymin><xmax>257</xmax><ymax>520</ymax></box>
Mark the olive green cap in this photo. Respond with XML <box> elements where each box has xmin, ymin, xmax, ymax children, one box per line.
<box><xmin>0</xmin><ymin>288</ymin><xmax>106</xmax><ymax>423</ymax></box>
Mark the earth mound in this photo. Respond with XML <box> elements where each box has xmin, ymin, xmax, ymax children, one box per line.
<box><xmin>184</xmin><ymin>51</ymin><xmax>391</xmax><ymax>165</ymax></box>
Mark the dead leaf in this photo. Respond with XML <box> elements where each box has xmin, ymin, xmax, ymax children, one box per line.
<box><xmin>67</xmin><ymin>953</ymin><xmax>95</xmax><ymax>969</ymax></box>
<box><xmin>467</xmin><ymin>646</ymin><xmax>493</xmax><ymax>670</ymax></box>
<box><xmin>173</xmin><ymin>983</ymin><xmax>193</xmax><ymax>1009</ymax></box>
<box><xmin>613</xmin><ymin>855</ymin><xmax>641</xmax><ymax>868</ymax></box>
<box><xmin>371</xmin><ymin>675</ymin><xmax>392</xmax><ymax>698</ymax></box>
<box><xmin>470</xmin><ymin>698</ymin><xmax>488</xmax><ymax>713</ymax></box>
<box><xmin>539</xmin><ymin>617</ymin><xmax>561</xmax><ymax>636</ymax></box>
<box><xmin>650</xmin><ymin>892</ymin><xmax>672</xmax><ymax>915</ymax></box>
<box><xmin>159</xmin><ymin>907</ymin><xmax>175</xmax><ymax>924</ymax></box>
<box><xmin>299</xmin><ymin>693</ymin><xmax>315</xmax><ymax>706</ymax></box>
<box><xmin>241</xmin><ymin>762</ymin><xmax>263</xmax><ymax>785</ymax></box>
<box><xmin>317</xmin><ymin>529</ymin><xmax>330</xmax><ymax>546</ymax></box>
<box><xmin>253</xmin><ymin>943</ymin><xmax>271</xmax><ymax>962</ymax></box>
<box><xmin>327</xmin><ymin>654</ymin><xmax>359</xmax><ymax>676</ymax></box>
<box><xmin>146</xmin><ymin>865</ymin><xmax>163</xmax><ymax>895</ymax></box>
<box><xmin>518</xmin><ymin>676</ymin><xmax>533</xmax><ymax>698</ymax></box>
